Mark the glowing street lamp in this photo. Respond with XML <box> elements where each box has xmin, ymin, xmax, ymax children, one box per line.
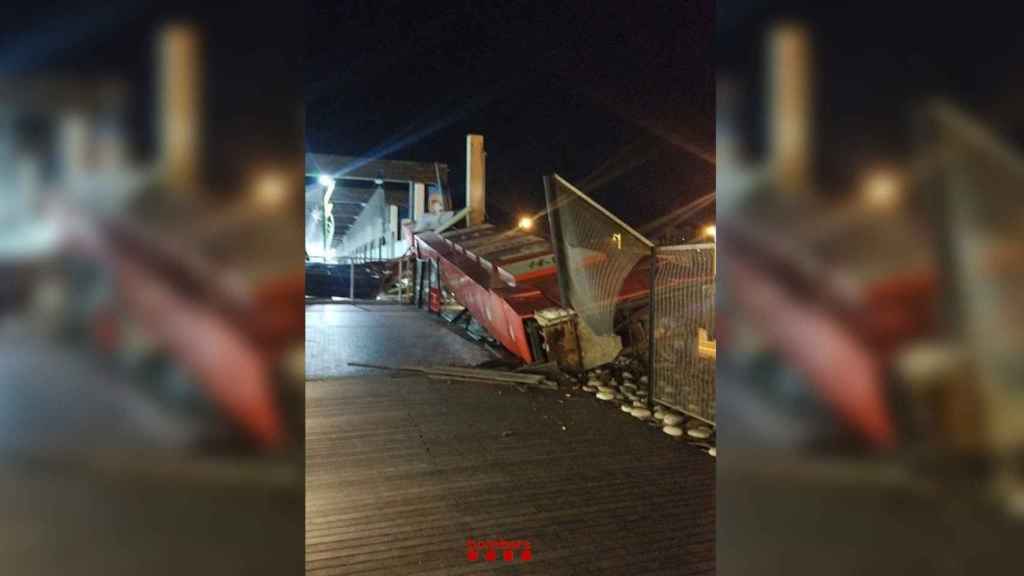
<box><xmin>254</xmin><ymin>170</ymin><xmax>286</xmax><ymax>209</ymax></box>
<box><xmin>863</xmin><ymin>170</ymin><xmax>901</xmax><ymax>209</ymax></box>
<box><xmin>517</xmin><ymin>216</ymin><xmax>534</xmax><ymax>231</ymax></box>
<box><xmin>703</xmin><ymin>224</ymin><xmax>716</xmax><ymax>239</ymax></box>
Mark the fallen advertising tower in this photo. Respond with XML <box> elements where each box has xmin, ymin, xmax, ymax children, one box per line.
<box><xmin>413</xmin><ymin>174</ymin><xmax>717</xmax><ymax>425</ymax></box>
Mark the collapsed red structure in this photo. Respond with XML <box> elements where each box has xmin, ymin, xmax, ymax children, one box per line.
<box><xmin>413</xmin><ymin>223</ymin><xmax>656</xmax><ymax>365</ymax></box>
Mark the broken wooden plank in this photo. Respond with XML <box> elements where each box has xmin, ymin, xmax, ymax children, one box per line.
<box><xmin>347</xmin><ymin>361</ymin><xmax>556</xmax><ymax>388</ymax></box>
<box><xmin>426</xmin><ymin>374</ymin><xmax>558</xmax><ymax>391</ymax></box>
<box><xmin>515</xmin><ymin>361</ymin><xmax>561</xmax><ymax>375</ymax></box>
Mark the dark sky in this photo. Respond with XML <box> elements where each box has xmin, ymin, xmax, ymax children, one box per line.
<box><xmin>306</xmin><ymin>0</ymin><xmax>715</xmax><ymax>228</ymax></box>
<box><xmin>718</xmin><ymin>1</ymin><xmax>1024</xmax><ymax>192</ymax></box>
<box><xmin>1</xmin><ymin>1</ymin><xmax>303</xmax><ymax>191</ymax></box>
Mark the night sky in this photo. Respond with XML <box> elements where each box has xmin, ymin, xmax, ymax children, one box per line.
<box><xmin>718</xmin><ymin>1</ymin><xmax>1024</xmax><ymax>193</ymax></box>
<box><xmin>11</xmin><ymin>3</ymin><xmax>1024</xmax><ymax>217</ymax></box>
<box><xmin>306</xmin><ymin>1</ymin><xmax>714</xmax><ymax>229</ymax></box>
<box><xmin>1</xmin><ymin>2</ymin><xmax>303</xmax><ymax>192</ymax></box>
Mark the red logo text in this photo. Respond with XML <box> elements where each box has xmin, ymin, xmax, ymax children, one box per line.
<box><xmin>466</xmin><ymin>538</ymin><xmax>533</xmax><ymax>562</ymax></box>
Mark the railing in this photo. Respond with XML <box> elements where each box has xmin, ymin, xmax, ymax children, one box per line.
<box><xmin>651</xmin><ymin>244</ymin><xmax>716</xmax><ymax>425</ymax></box>
<box><xmin>305</xmin><ymin>255</ymin><xmax>379</xmax><ymax>265</ymax></box>
<box><xmin>305</xmin><ymin>255</ymin><xmax>403</xmax><ymax>301</ymax></box>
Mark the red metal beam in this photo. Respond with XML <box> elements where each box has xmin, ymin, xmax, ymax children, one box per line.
<box><xmin>415</xmin><ymin>226</ymin><xmax>658</xmax><ymax>364</ymax></box>
<box><xmin>60</xmin><ymin>208</ymin><xmax>287</xmax><ymax>448</ymax></box>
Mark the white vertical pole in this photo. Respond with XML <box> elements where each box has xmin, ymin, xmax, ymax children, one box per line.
<box><xmin>389</xmin><ymin>204</ymin><xmax>399</xmax><ymax>258</ymax></box>
<box><xmin>398</xmin><ymin>258</ymin><xmax>404</xmax><ymax>303</ymax></box>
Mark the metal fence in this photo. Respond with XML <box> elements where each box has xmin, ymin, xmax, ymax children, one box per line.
<box><xmin>305</xmin><ymin>255</ymin><xmax>400</xmax><ymax>300</ymax></box>
<box><xmin>544</xmin><ymin>174</ymin><xmax>653</xmax><ymax>369</ymax></box>
<box><xmin>651</xmin><ymin>244</ymin><xmax>716</xmax><ymax>425</ymax></box>
<box><xmin>544</xmin><ymin>173</ymin><xmax>715</xmax><ymax>425</ymax></box>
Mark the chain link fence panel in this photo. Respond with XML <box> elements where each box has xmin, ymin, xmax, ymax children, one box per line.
<box><xmin>652</xmin><ymin>244</ymin><xmax>716</xmax><ymax>425</ymax></box>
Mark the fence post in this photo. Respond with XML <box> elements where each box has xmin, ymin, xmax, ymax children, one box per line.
<box><xmin>349</xmin><ymin>258</ymin><xmax>355</xmax><ymax>300</ymax></box>
<box><xmin>413</xmin><ymin>260</ymin><xmax>420</xmax><ymax>307</ymax></box>
<box><xmin>416</xmin><ymin>259</ymin><xmax>424</xmax><ymax>308</ymax></box>
<box><xmin>648</xmin><ymin>246</ymin><xmax>657</xmax><ymax>410</ymax></box>
<box><xmin>432</xmin><ymin>259</ymin><xmax>441</xmax><ymax>315</ymax></box>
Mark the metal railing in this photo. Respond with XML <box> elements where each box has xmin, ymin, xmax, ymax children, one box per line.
<box><xmin>651</xmin><ymin>244</ymin><xmax>716</xmax><ymax>425</ymax></box>
<box><xmin>304</xmin><ymin>255</ymin><xmax>393</xmax><ymax>300</ymax></box>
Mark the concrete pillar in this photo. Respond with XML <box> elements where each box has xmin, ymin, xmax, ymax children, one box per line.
<box><xmin>95</xmin><ymin>118</ymin><xmax>127</xmax><ymax>172</ymax></box>
<box><xmin>767</xmin><ymin>24</ymin><xmax>813</xmax><ymax>193</ymax></box>
<box><xmin>158</xmin><ymin>23</ymin><xmax>202</xmax><ymax>194</ymax></box>
<box><xmin>389</xmin><ymin>204</ymin><xmax>399</xmax><ymax>258</ymax></box>
<box><xmin>14</xmin><ymin>154</ymin><xmax>42</xmax><ymax>215</ymax></box>
<box><xmin>60</xmin><ymin>112</ymin><xmax>91</xmax><ymax>184</ymax></box>
<box><xmin>466</xmin><ymin>134</ymin><xmax>486</xmax><ymax>226</ymax></box>
<box><xmin>411</xmin><ymin>182</ymin><xmax>425</xmax><ymax>221</ymax></box>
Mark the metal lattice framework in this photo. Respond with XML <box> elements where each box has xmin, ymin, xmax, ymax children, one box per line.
<box><xmin>926</xmin><ymin>102</ymin><xmax>1024</xmax><ymax>453</ymax></box>
<box><xmin>338</xmin><ymin>186</ymin><xmax>388</xmax><ymax>259</ymax></box>
<box><xmin>652</xmin><ymin>244</ymin><xmax>716</xmax><ymax>425</ymax></box>
<box><xmin>545</xmin><ymin>174</ymin><xmax>653</xmax><ymax>369</ymax></box>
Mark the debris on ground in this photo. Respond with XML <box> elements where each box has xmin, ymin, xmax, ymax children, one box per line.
<box><xmin>663</xmin><ymin>425</ymin><xmax>684</xmax><ymax>437</ymax></box>
<box><xmin>350</xmin><ymin>354</ymin><xmax>717</xmax><ymax>450</ymax></box>
<box><xmin>687</xmin><ymin>425</ymin><xmax>713</xmax><ymax>440</ymax></box>
<box><xmin>515</xmin><ymin>361</ymin><xmax>560</xmax><ymax>374</ymax></box>
<box><xmin>571</xmin><ymin>357</ymin><xmax>716</xmax><ymax>451</ymax></box>
<box><xmin>475</xmin><ymin>358</ymin><xmax>521</xmax><ymax>370</ymax></box>
<box><xmin>347</xmin><ymin>361</ymin><xmax>559</xmax><ymax>390</ymax></box>
<box><xmin>630</xmin><ymin>407</ymin><xmax>652</xmax><ymax>420</ymax></box>
<box><xmin>515</xmin><ymin>361</ymin><xmax>578</xmax><ymax>387</ymax></box>
<box><xmin>662</xmin><ymin>413</ymin><xmax>684</xmax><ymax>426</ymax></box>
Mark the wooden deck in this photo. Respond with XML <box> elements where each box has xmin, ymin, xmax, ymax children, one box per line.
<box><xmin>306</xmin><ymin>372</ymin><xmax>715</xmax><ymax>575</ymax></box>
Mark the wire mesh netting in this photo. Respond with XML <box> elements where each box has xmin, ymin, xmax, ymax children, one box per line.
<box><xmin>926</xmin><ymin>103</ymin><xmax>1024</xmax><ymax>453</ymax></box>
<box><xmin>652</xmin><ymin>244</ymin><xmax>716</xmax><ymax>424</ymax></box>
<box><xmin>544</xmin><ymin>173</ymin><xmax>716</xmax><ymax>422</ymax></box>
<box><xmin>545</xmin><ymin>174</ymin><xmax>653</xmax><ymax>369</ymax></box>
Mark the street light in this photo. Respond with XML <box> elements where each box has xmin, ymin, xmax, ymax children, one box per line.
<box><xmin>863</xmin><ymin>170</ymin><xmax>900</xmax><ymax>209</ymax></box>
<box><xmin>254</xmin><ymin>170</ymin><xmax>286</xmax><ymax>209</ymax></box>
<box><xmin>703</xmin><ymin>224</ymin><xmax>716</xmax><ymax>239</ymax></box>
<box><xmin>518</xmin><ymin>216</ymin><xmax>534</xmax><ymax>231</ymax></box>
